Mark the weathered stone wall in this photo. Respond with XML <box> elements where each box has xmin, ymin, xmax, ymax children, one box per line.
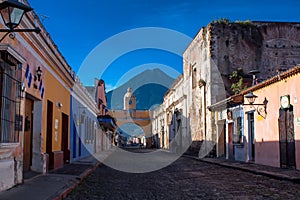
<box><xmin>183</xmin><ymin>27</ymin><xmax>213</xmax><ymax>153</ymax></box>
<box><xmin>211</xmin><ymin>21</ymin><xmax>300</xmax><ymax>89</ymax></box>
<box><xmin>210</xmin><ymin>22</ymin><xmax>263</xmax><ymax>78</ymax></box>
<box><xmin>183</xmin><ymin>21</ymin><xmax>300</xmax><ymax>156</ymax></box>
<box><xmin>255</xmin><ymin>22</ymin><xmax>300</xmax><ymax>79</ymax></box>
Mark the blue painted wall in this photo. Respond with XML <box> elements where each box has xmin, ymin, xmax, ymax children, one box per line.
<box><xmin>70</xmin><ymin>95</ymin><xmax>97</xmax><ymax>162</ymax></box>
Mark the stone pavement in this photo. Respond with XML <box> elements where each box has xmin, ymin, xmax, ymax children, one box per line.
<box><xmin>66</xmin><ymin>153</ymin><xmax>300</xmax><ymax>199</ymax></box>
<box><xmin>0</xmin><ymin>150</ymin><xmax>113</xmax><ymax>200</ymax></box>
<box><xmin>1</xmin><ymin>149</ymin><xmax>300</xmax><ymax>200</ymax></box>
<box><xmin>185</xmin><ymin>155</ymin><xmax>300</xmax><ymax>183</ymax></box>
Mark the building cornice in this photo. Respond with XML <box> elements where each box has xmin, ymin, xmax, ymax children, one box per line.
<box><xmin>166</xmin><ymin>95</ymin><xmax>187</xmax><ymax>112</ymax></box>
<box><xmin>18</xmin><ymin>4</ymin><xmax>75</xmax><ymax>87</ymax></box>
<box><xmin>0</xmin><ymin>44</ymin><xmax>26</xmax><ymax>63</ymax></box>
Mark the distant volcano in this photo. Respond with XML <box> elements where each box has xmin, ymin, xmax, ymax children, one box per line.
<box><xmin>106</xmin><ymin>68</ymin><xmax>175</xmax><ymax>110</ymax></box>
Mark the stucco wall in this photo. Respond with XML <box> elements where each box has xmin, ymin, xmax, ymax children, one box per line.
<box><xmin>244</xmin><ymin>72</ymin><xmax>300</xmax><ymax>169</ymax></box>
<box><xmin>183</xmin><ymin>27</ymin><xmax>211</xmax><ymax>149</ymax></box>
<box><xmin>43</xmin><ymin>70</ymin><xmax>70</xmax><ymax>153</ymax></box>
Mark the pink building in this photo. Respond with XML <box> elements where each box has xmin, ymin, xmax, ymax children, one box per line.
<box><xmin>209</xmin><ymin>65</ymin><xmax>300</xmax><ymax>170</ymax></box>
<box><xmin>242</xmin><ymin>65</ymin><xmax>300</xmax><ymax>169</ymax></box>
<box><xmin>96</xmin><ymin>79</ymin><xmax>108</xmax><ymax>116</ymax></box>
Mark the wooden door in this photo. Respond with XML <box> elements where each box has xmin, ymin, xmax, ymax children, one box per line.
<box><xmin>61</xmin><ymin>113</ymin><xmax>70</xmax><ymax>163</ymax></box>
<box><xmin>46</xmin><ymin>100</ymin><xmax>54</xmax><ymax>169</ymax></box>
<box><xmin>23</xmin><ymin>98</ymin><xmax>33</xmax><ymax>171</ymax></box>
<box><xmin>228</xmin><ymin>123</ymin><xmax>234</xmax><ymax>160</ymax></box>
<box><xmin>279</xmin><ymin>106</ymin><xmax>295</xmax><ymax>168</ymax></box>
<box><xmin>217</xmin><ymin>122</ymin><xmax>226</xmax><ymax>157</ymax></box>
<box><xmin>248</xmin><ymin>112</ymin><xmax>255</xmax><ymax>161</ymax></box>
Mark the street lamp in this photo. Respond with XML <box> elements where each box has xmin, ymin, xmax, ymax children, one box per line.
<box><xmin>244</xmin><ymin>92</ymin><xmax>268</xmax><ymax>118</ymax></box>
<box><xmin>245</xmin><ymin>92</ymin><xmax>257</xmax><ymax>104</ymax></box>
<box><xmin>0</xmin><ymin>0</ymin><xmax>40</xmax><ymax>42</ymax></box>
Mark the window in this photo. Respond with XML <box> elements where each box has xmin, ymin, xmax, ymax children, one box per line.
<box><xmin>85</xmin><ymin>117</ymin><xmax>96</xmax><ymax>144</ymax></box>
<box><xmin>192</xmin><ymin>67</ymin><xmax>197</xmax><ymax>88</ymax></box>
<box><xmin>0</xmin><ymin>62</ymin><xmax>22</xmax><ymax>143</ymax></box>
<box><xmin>233</xmin><ymin>116</ymin><xmax>243</xmax><ymax>144</ymax></box>
<box><xmin>92</xmin><ymin>121</ymin><xmax>95</xmax><ymax>144</ymax></box>
<box><xmin>89</xmin><ymin>118</ymin><xmax>91</xmax><ymax>144</ymax></box>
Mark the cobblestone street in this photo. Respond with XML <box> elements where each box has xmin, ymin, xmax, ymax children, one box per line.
<box><xmin>65</xmin><ymin>153</ymin><xmax>300</xmax><ymax>200</ymax></box>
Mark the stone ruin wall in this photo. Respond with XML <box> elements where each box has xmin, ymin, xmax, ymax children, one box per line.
<box><xmin>183</xmin><ymin>21</ymin><xmax>300</xmax><ymax>155</ymax></box>
<box><xmin>210</xmin><ymin>21</ymin><xmax>300</xmax><ymax>92</ymax></box>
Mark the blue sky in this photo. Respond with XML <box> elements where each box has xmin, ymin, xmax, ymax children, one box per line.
<box><xmin>29</xmin><ymin>0</ymin><xmax>300</xmax><ymax>90</ymax></box>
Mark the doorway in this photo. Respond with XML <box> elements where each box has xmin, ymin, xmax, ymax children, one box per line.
<box><xmin>46</xmin><ymin>100</ymin><xmax>54</xmax><ymax>169</ymax></box>
<box><xmin>278</xmin><ymin>106</ymin><xmax>295</xmax><ymax>168</ymax></box>
<box><xmin>23</xmin><ymin>98</ymin><xmax>33</xmax><ymax>171</ymax></box>
<box><xmin>247</xmin><ymin>112</ymin><xmax>255</xmax><ymax>161</ymax></box>
<box><xmin>217</xmin><ymin>121</ymin><xmax>226</xmax><ymax>157</ymax></box>
<box><xmin>227</xmin><ymin>123</ymin><xmax>234</xmax><ymax>160</ymax></box>
<box><xmin>161</xmin><ymin>127</ymin><xmax>164</xmax><ymax>148</ymax></box>
<box><xmin>61</xmin><ymin>113</ymin><xmax>69</xmax><ymax>163</ymax></box>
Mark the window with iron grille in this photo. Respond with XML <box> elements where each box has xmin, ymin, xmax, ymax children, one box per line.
<box><xmin>0</xmin><ymin>61</ymin><xmax>22</xmax><ymax>143</ymax></box>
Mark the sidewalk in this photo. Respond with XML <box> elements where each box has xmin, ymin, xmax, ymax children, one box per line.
<box><xmin>2</xmin><ymin>151</ymin><xmax>300</xmax><ymax>200</ymax></box>
<box><xmin>0</xmin><ymin>150</ymin><xmax>113</xmax><ymax>200</ymax></box>
<box><xmin>185</xmin><ymin>155</ymin><xmax>300</xmax><ymax>183</ymax></box>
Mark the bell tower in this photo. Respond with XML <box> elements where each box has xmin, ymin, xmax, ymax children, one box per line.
<box><xmin>124</xmin><ymin>87</ymin><xmax>136</xmax><ymax>110</ymax></box>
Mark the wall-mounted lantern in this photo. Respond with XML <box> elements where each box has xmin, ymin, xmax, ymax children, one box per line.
<box><xmin>0</xmin><ymin>0</ymin><xmax>40</xmax><ymax>42</ymax></box>
<box><xmin>0</xmin><ymin>0</ymin><xmax>32</xmax><ymax>30</ymax></box>
<box><xmin>33</xmin><ymin>66</ymin><xmax>42</xmax><ymax>89</ymax></box>
<box><xmin>244</xmin><ymin>92</ymin><xmax>268</xmax><ymax>118</ymax></box>
<box><xmin>36</xmin><ymin>66</ymin><xmax>42</xmax><ymax>81</ymax></box>
<box><xmin>56</xmin><ymin>101</ymin><xmax>63</xmax><ymax>109</ymax></box>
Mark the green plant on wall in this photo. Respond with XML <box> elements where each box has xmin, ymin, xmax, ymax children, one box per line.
<box><xmin>211</xmin><ymin>18</ymin><xmax>231</xmax><ymax>25</ymax></box>
<box><xmin>235</xmin><ymin>19</ymin><xmax>252</xmax><ymax>25</ymax></box>
<box><xmin>229</xmin><ymin>68</ymin><xmax>246</xmax><ymax>94</ymax></box>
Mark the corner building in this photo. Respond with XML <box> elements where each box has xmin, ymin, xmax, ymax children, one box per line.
<box><xmin>0</xmin><ymin>0</ymin><xmax>74</xmax><ymax>191</ymax></box>
<box><xmin>183</xmin><ymin>21</ymin><xmax>300</xmax><ymax>154</ymax></box>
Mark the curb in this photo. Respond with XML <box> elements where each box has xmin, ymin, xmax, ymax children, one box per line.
<box><xmin>183</xmin><ymin>155</ymin><xmax>300</xmax><ymax>184</ymax></box>
<box><xmin>53</xmin><ymin>162</ymin><xmax>103</xmax><ymax>200</ymax></box>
